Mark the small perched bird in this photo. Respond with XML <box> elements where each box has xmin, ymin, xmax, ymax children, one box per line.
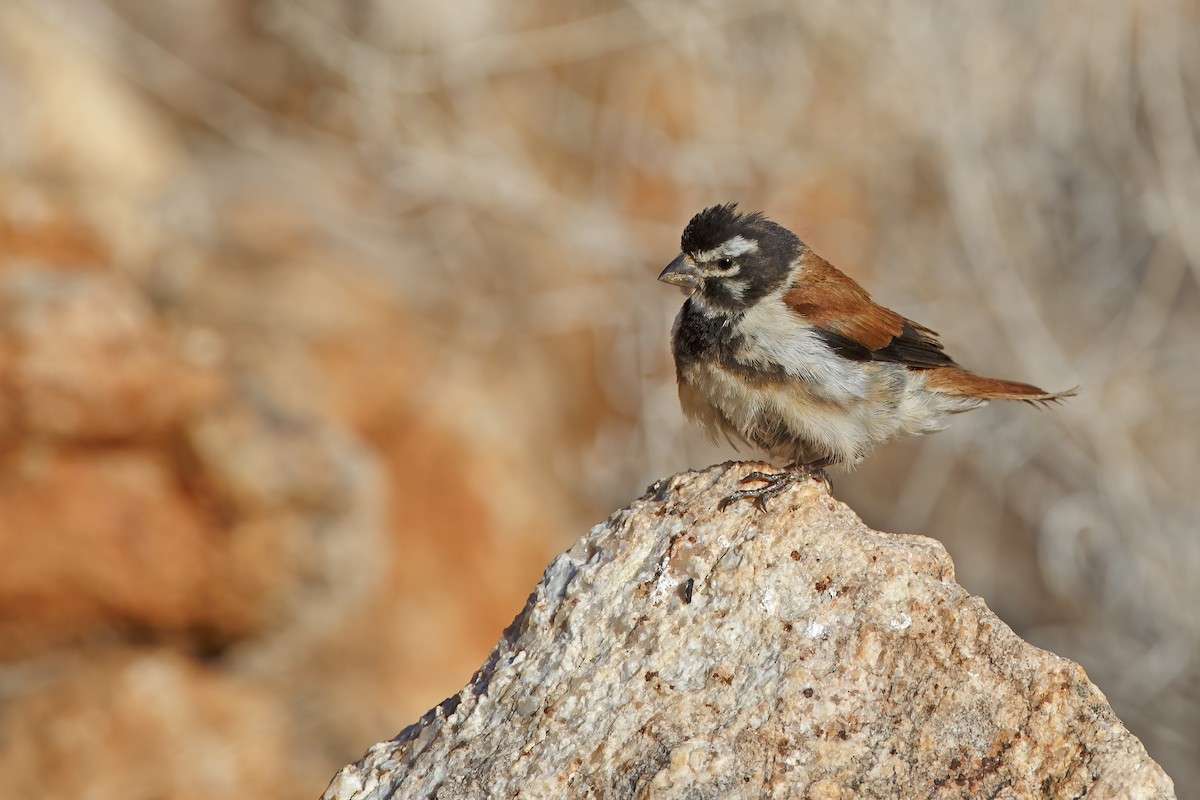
<box><xmin>659</xmin><ymin>203</ymin><xmax>1076</xmax><ymax>510</ymax></box>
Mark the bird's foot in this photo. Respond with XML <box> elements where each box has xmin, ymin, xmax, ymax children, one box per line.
<box><xmin>718</xmin><ymin>459</ymin><xmax>834</xmax><ymax>512</ymax></box>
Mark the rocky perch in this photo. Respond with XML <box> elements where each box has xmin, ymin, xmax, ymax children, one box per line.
<box><xmin>323</xmin><ymin>463</ymin><xmax>1175</xmax><ymax>799</ymax></box>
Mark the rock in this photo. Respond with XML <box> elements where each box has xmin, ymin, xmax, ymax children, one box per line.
<box><xmin>0</xmin><ymin>649</ymin><xmax>291</xmax><ymax>800</ymax></box>
<box><xmin>0</xmin><ymin>447</ymin><xmax>228</xmax><ymax>657</ymax></box>
<box><xmin>323</xmin><ymin>463</ymin><xmax>1175</xmax><ymax>800</ymax></box>
<box><xmin>0</xmin><ymin>270</ymin><xmax>223</xmax><ymax>439</ymax></box>
<box><xmin>0</xmin><ymin>266</ymin><xmax>388</xmax><ymax>660</ymax></box>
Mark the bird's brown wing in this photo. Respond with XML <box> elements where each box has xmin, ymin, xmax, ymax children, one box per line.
<box><xmin>783</xmin><ymin>250</ymin><xmax>957</xmax><ymax>369</ymax></box>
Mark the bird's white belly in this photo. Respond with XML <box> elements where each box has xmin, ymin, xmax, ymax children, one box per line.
<box><xmin>684</xmin><ymin>360</ymin><xmax>959</xmax><ymax>464</ymax></box>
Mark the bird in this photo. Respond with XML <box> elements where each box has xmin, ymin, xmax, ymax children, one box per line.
<box><xmin>658</xmin><ymin>203</ymin><xmax>1076</xmax><ymax>510</ymax></box>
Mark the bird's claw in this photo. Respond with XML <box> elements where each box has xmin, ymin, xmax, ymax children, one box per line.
<box><xmin>719</xmin><ymin>462</ymin><xmax>834</xmax><ymax>512</ymax></box>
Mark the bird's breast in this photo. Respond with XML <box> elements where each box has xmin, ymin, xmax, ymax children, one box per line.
<box><xmin>670</xmin><ymin>300</ymin><xmax>731</xmax><ymax>368</ymax></box>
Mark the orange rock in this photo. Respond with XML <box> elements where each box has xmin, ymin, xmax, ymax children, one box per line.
<box><xmin>0</xmin><ymin>650</ymin><xmax>291</xmax><ymax>800</ymax></box>
<box><xmin>0</xmin><ymin>271</ymin><xmax>224</xmax><ymax>440</ymax></box>
<box><xmin>0</xmin><ymin>448</ymin><xmax>248</xmax><ymax>657</ymax></box>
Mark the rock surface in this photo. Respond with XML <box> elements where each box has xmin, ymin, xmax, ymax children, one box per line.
<box><xmin>0</xmin><ymin>269</ymin><xmax>387</xmax><ymax>661</ymax></box>
<box><xmin>0</xmin><ymin>270</ymin><xmax>222</xmax><ymax>439</ymax></box>
<box><xmin>0</xmin><ymin>650</ymin><xmax>287</xmax><ymax>800</ymax></box>
<box><xmin>323</xmin><ymin>463</ymin><xmax>1175</xmax><ymax>800</ymax></box>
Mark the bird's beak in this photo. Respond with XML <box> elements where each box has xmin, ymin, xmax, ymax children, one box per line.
<box><xmin>658</xmin><ymin>254</ymin><xmax>700</xmax><ymax>293</ymax></box>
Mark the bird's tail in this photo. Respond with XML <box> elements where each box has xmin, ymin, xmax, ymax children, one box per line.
<box><xmin>925</xmin><ymin>367</ymin><xmax>1078</xmax><ymax>407</ymax></box>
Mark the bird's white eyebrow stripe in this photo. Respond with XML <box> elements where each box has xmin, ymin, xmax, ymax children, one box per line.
<box><xmin>694</xmin><ymin>235</ymin><xmax>758</xmax><ymax>262</ymax></box>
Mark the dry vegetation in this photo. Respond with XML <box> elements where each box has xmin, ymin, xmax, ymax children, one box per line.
<box><xmin>0</xmin><ymin>0</ymin><xmax>1196</xmax><ymax>796</ymax></box>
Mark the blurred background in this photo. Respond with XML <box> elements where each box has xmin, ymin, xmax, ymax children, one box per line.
<box><xmin>0</xmin><ymin>0</ymin><xmax>1196</xmax><ymax>796</ymax></box>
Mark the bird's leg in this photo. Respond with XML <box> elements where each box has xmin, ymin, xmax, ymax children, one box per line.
<box><xmin>718</xmin><ymin>457</ymin><xmax>837</xmax><ymax>512</ymax></box>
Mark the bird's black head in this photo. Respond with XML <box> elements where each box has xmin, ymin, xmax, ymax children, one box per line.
<box><xmin>659</xmin><ymin>203</ymin><xmax>800</xmax><ymax>312</ymax></box>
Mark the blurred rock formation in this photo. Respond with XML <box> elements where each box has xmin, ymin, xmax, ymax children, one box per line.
<box><xmin>0</xmin><ymin>206</ymin><xmax>565</xmax><ymax>796</ymax></box>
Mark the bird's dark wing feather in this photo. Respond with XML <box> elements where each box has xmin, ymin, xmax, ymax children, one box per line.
<box><xmin>783</xmin><ymin>250</ymin><xmax>957</xmax><ymax>370</ymax></box>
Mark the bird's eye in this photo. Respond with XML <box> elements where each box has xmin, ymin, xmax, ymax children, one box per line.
<box><xmin>716</xmin><ymin>257</ymin><xmax>734</xmax><ymax>270</ymax></box>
